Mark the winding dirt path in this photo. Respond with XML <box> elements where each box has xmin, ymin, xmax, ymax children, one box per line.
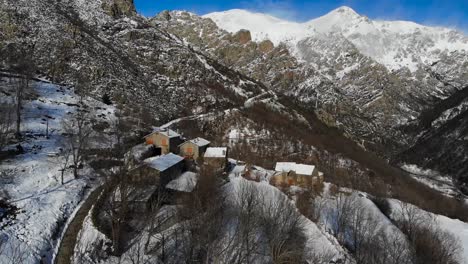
<box><xmin>54</xmin><ymin>186</ymin><xmax>103</xmax><ymax>264</ymax></box>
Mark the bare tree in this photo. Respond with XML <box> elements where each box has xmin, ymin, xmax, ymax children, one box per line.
<box><xmin>223</xmin><ymin>180</ymin><xmax>263</xmax><ymax>264</ymax></box>
<box><xmin>0</xmin><ymin>103</ymin><xmax>14</xmax><ymax>149</ymax></box>
<box><xmin>394</xmin><ymin>202</ymin><xmax>462</xmax><ymax>264</ymax></box>
<box><xmin>123</xmin><ymin>233</ymin><xmax>156</xmax><ymax>264</ymax></box>
<box><xmin>62</xmin><ymin>107</ymin><xmax>93</xmax><ymax>178</ymax></box>
<box><xmin>259</xmin><ymin>191</ymin><xmax>307</xmax><ymax>264</ymax></box>
<box><xmin>58</xmin><ymin>146</ymin><xmax>71</xmax><ymax>185</ymax></box>
<box><xmin>395</xmin><ymin>202</ymin><xmax>432</xmax><ymax>242</ymax></box>
<box><xmin>175</xmin><ymin>165</ymin><xmax>228</xmax><ymax>263</ymax></box>
<box><xmin>106</xmin><ymin>178</ymin><xmax>130</xmax><ymax>254</ymax></box>
<box><xmin>144</xmin><ymin>190</ymin><xmax>169</xmax><ymax>252</ymax></box>
<box><xmin>11</xmin><ymin>47</ymin><xmax>35</xmax><ymax>139</ymax></box>
<box><xmin>296</xmin><ymin>188</ymin><xmax>326</xmax><ymax>223</ymax></box>
<box><xmin>329</xmin><ymin>193</ymin><xmax>357</xmax><ymax>243</ymax></box>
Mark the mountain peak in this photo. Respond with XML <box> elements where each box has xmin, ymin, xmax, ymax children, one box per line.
<box><xmin>332</xmin><ymin>6</ymin><xmax>359</xmax><ymax>16</ymax></box>
<box><xmin>323</xmin><ymin>6</ymin><xmax>363</xmax><ymax>20</ymax></box>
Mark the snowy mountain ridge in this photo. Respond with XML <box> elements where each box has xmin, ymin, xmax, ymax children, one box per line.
<box><xmin>205</xmin><ymin>6</ymin><xmax>468</xmax><ymax>71</ymax></box>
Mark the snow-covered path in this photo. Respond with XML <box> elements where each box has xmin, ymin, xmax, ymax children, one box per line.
<box><xmin>54</xmin><ymin>186</ymin><xmax>103</xmax><ymax>264</ymax></box>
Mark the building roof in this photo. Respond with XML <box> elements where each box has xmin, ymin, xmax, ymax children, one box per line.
<box><xmin>204</xmin><ymin>147</ymin><xmax>228</xmax><ymax>158</ymax></box>
<box><xmin>166</xmin><ymin>171</ymin><xmax>198</xmax><ymax>192</ymax></box>
<box><xmin>180</xmin><ymin>137</ymin><xmax>211</xmax><ymax>148</ymax></box>
<box><xmin>144</xmin><ymin>128</ymin><xmax>181</xmax><ymax>139</ymax></box>
<box><xmin>144</xmin><ymin>153</ymin><xmax>184</xmax><ymax>172</ymax></box>
<box><xmin>275</xmin><ymin>162</ymin><xmax>316</xmax><ymax>176</ymax></box>
<box><xmin>159</xmin><ymin>129</ymin><xmax>181</xmax><ymax>138</ymax></box>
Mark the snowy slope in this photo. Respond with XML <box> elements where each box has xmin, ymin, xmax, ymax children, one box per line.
<box><xmin>204</xmin><ymin>6</ymin><xmax>468</xmax><ymax>71</ymax></box>
<box><xmin>390</xmin><ymin>200</ymin><xmax>468</xmax><ymax>262</ymax></box>
<box><xmin>204</xmin><ymin>9</ymin><xmax>314</xmax><ymax>46</ymax></box>
<box><xmin>0</xmin><ymin>77</ymin><xmax>114</xmax><ymax>263</ymax></box>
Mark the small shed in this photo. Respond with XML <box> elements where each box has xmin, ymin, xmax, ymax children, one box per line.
<box><xmin>203</xmin><ymin>147</ymin><xmax>228</xmax><ymax>169</ymax></box>
<box><xmin>144</xmin><ymin>128</ymin><xmax>183</xmax><ymax>154</ymax></box>
<box><xmin>131</xmin><ymin>153</ymin><xmax>185</xmax><ymax>186</ymax></box>
<box><xmin>272</xmin><ymin>162</ymin><xmax>322</xmax><ymax>188</ymax></box>
<box><xmin>179</xmin><ymin>137</ymin><xmax>210</xmax><ymax>160</ymax></box>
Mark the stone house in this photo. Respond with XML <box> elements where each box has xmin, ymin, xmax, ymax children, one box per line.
<box><xmin>144</xmin><ymin>128</ymin><xmax>183</xmax><ymax>154</ymax></box>
<box><xmin>179</xmin><ymin>137</ymin><xmax>210</xmax><ymax>160</ymax></box>
<box><xmin>130</xmin><ymin>153</ymin><xmax>185</xmax><ymax>187</ymax></box>
<box><xmin>271</xmin><ymin>162</ymin><xmax>323</xmax><ymax>188</ymax></box>
<box><xmin>203</xmin><ymin>147</ymin><xmax>228</xmax><ymax>169</ymax></box>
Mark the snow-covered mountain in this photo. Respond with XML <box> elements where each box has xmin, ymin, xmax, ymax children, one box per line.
<box><xmin>200</xmin><ymin>7</ymin><xmax>468</xmax><ymax>187</ymax></box>
<box><xmin>2</xmin><ymin>0</ymin><xmax>468</xmax><ymax>263</ymax></box>
<box><xmin>205</xmin><ymin>6</ymin><xmax>468</xmax><ymax>71</ymax></box>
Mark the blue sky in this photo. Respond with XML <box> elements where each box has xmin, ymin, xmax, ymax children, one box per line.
<box><xmin>134</xmin><ymin>0</ymin><xmax>467</xmax><ymax>32</ymax></box>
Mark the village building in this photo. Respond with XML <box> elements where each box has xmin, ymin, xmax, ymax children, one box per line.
<box><xmin>144</xmin><ymin>128</ymin><xmax>183</xmax><ymax>154</ymax></box>
<box><xmin>179</xmin><ymin>137</ymin><xmax>210</xmax><ymax>160</ymax></box>
<box><xmin>203</xmin><ymin>147</ymin><xmax>228</xmax><ymax>169</ymax></box>
<box><xmin>271</xmin><ymin>162</ymin><xmax>323</xmax><ymax>188</ymax></box>
<box><xmin>131</xmin><ymin>153</ymin><xmax>184</xmax><ymax>186</ymax></box>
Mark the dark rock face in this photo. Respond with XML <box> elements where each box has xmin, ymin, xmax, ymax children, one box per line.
<box><xmin>101</xmin><ymin>0</ymin><xmax>136</xmax><ymax>18</ymax></box>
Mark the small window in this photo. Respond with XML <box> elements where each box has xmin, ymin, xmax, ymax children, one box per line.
<box><xmin>187</xmin><ymin>147</ymin><xmax>193</xmax><ymax>154</ymax></box>
<box><xmin>161</xmin><ymin>138</ymin><xmax>167</xmax><ymax>146</ymax></box>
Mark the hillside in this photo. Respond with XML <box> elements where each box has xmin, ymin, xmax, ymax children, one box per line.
<box><xmin>156</xmin><ymin>7</ymin><xmax>468</xmax><ymax>191</ymax></box>
<box><xmin>0</xmin><ymin>0</ymin><xmax>468</xmax><ymax>263</ymax></box>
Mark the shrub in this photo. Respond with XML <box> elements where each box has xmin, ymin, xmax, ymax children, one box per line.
<box><xmin>101</xmin><ymin>93</ymin><xmax>112</xmax><ymax>105</ymax></box>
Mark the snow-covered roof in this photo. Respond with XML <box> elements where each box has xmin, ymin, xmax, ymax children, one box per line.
<box><xmin>144</xmin><ymin>128</ymin><xmax>181</xmax><ymax>139</ymax></box>
<box><xmin>144</xmin><ymin>153</ymin><xmax>184</xmax><ymax>172</ymax></box>
<box><xmin>159</xmin><ymin>129</ymin><xmax>181</xmax><ymax>138</ymax></box>
<box><xmin>275</xmin><ymin>162</ymin><xmax>316</xmax><ymax>176</ymax></box>
<box><xmin>204</xmin><ymin>147</ymin><xmax>228</xmax><ymax>158</ymax></box>
<box><xmin>181</xmin><ymin>137</ymin><xmax>211</xmax><ymax>147</ymax></box>
<box><xmin>190</xmin><ymin>137</ymin><xmax>210</xmax><ymax>147</ymax></box>
<box><xmin>166</xmin><ymin>171</ymin><xmax>198</xmax><ymax>192</ymax></box>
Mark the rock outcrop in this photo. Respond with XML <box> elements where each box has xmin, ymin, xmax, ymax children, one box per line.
<box><xmin>258</xmin><ymin>40</ymin><xmax>274</xmax><ymax>53</ymax></box>
<box><xmin>234</xmin><ymin>29</ymin><xmax>251</xmax><ymax>44</ymax></box>
<box><xmin>101</xmin><ymin>0</ymin><xmax>136</xmax><ymax>18</ymax></box>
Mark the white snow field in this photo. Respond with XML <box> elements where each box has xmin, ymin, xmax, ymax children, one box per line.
<box><xmin>0</xmin><ymin>76</ymin><xmax>114</xmax><ymax>263</ymax></box>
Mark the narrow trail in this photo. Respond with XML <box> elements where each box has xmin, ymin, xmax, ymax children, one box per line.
<box><xmin>54</xmin><ymin>186</ymin><xmax>103</xmax><ymax>264</ymax></box>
